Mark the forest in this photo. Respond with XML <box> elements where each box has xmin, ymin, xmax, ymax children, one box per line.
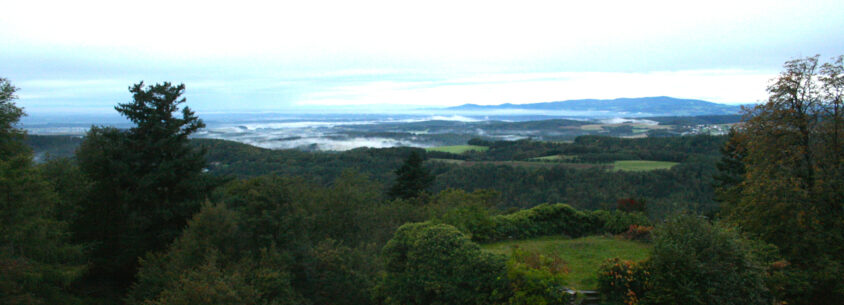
<box><xmin>1</xmin><ymin>55</ymin><xmax>842</xmax><ymax>305</ymax></box>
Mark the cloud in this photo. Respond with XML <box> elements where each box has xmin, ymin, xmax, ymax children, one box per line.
<box><xmin>297</xmin><ymin>70</ymin><xmax>776</xmax><ymax>106</ymax></box>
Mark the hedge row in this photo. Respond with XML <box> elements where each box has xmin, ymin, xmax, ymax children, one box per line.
<box><xmin>461</xmin><ymin>203</ymin><xmax>650</xmax><ymax>242</ymax></box>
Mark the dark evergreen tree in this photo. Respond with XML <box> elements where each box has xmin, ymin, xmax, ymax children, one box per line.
<box><xmin>388</xmin><ymin>150</ymin><xmax>434</xmax><ymax>199</ymax></box>
<box><xmin>713</xmin><ymin>128</ymin><xmax>746</xmax><ymax>215</ymax></box>
<box><xmin>75</xmin><ymin>82</ymin><xmax>213</xmax><ymax>290</ymax></box>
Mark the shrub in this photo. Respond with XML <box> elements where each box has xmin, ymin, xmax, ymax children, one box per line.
<box><xmin>620</xmin><ymin>225</ymin><xmax>653</xmax><ymax>242</ymax></box>
<box><xmin>506</xmin><ymin>247</ymin><xmax>571</xmax><ymax>305</ymax></box>
<box><xmin>590</xmin><ymin>210</ymin><xmax>651</xmax><ymax>235</ymax></box>
<box><xmin>616</xmin><ymin>198</ymin><xmax>645</xmax><ymax>213</ymax></box>
<box><xmin>597</xmin><ymin>258</ymin><xmax>650</xmax><ymax>305</ymax></box>
<box><xmin>644</xmin><ymin>215</ymin><xmax>770</xmax><ymax>305</ymax></box>
<box><xmin>376</xmin><ymin>222</ymin><xmax>509</xmax><ymax>305</ymax></box>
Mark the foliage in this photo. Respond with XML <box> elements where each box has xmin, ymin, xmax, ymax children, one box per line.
<box><xmin>455</xmin><ymin>203</ymin><xmax>650</xmax><ymax>243</ymax></box>
<box><xmin>126</xmin><ymin>203</ymin><xmax>305</xmax><ymax>305</ymax></box>
<box><xmin>430</xmin><ymin>188</ymin><xmax>500</xmax><ymax>239</ymax></box>
<box><xmin>74</xmin><ymin>82</ymin><xmax>216</xmax><ymax>289</ymax></box>
<box><xmin>484</xmin><ymin>236</ymin><xmax>651</xmax><ymax>291</ymax></box>
<box><xmin>0</xmin><ymin>78</ymin><xmax>86</xmax><ymax>304</ymax></box>
<box><xmin>611</xmin><ymin>160</ymin><xmax>677</xmax><ymax>172</ymax></box>
<box><xmin>712</xmin><ymin>128</ymin><xmax>746</xmax><ymax>215</ymax></box>
<box><xmin>597</xmin><ymin>258</ymin><xmax>650</xmax><ymax>305</ymax></box>
<box><xmin>620</xmin><ymin>225</ymin><xmax>653</xmax><ymax>242</ymax></box>
<box><xmin>504</xmin><ymin>247</ymin><xmax>571</xmax><ymax>305</ymax></box>
<box><xmin>0</xmin><ymin>78</ymin><xmax>27</xmax><ymax>159</ymax></box>
<box><xmin>376</xmin><ymin>222</ymin><xmax>509</xmax><ymax>305</ymax></box>
<box><xmin>644</xmin><ymin>215</ymin><xmax>770</xmax><ymax>305</ymax></box>
<box><xmin>388</xmin><ymin>150</ymin><xmax>434</xmax><ymax>199</ymax></box>
<box><xmin>616</xmin><ymin>198</ymin><xmax>645</xmax><ymax>213</ymax></box>
<box><xmin>724</xmin><ymin>55</ymin><xmax>844</xmax><ymax>304</ymax></box>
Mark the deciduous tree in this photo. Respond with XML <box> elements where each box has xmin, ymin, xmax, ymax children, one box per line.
<box><xmin>726</xmin><ymin>55</ymin><xmax>844</xmax><ymax>304</ymax></box>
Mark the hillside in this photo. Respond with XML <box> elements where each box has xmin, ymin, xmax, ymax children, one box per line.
<box><xmin>446</xmin><ymin>96</ymin><xmax>742</xmax><ymax>116</ymax></box>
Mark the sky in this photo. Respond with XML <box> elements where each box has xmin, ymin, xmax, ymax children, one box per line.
<box><xmin>3</xmin><ymin>0</ymin><xmax>843</xmax><ymax>114</ymax></box>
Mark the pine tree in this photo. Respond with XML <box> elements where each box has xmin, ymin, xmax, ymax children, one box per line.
<box><xmin>75</xmin><ymin>82</ymin><xmax>213</xmax><ymax>289</ymax></box>
<box><xmin>388</xmin><ymin>150</ymin><xmax>434</xmax><ymax>200</ymax></box>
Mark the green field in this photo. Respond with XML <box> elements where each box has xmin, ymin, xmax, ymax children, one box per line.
<box><xmin>530</xmin><ymin>154</ymin><xmax>575</xmax><ymax>161</ymax></box>
<box><xmin>429</xmin><ymin>158</ymin><xmax>602</xmax><ymax>169</ymax></box>
<box><xmin>611</xmin><ymin>160</ymin><xmax>678</xmax><ymax>171</ymax></box>
<box><xmin>426</xmin><ymin>145</ymin><xmax>489</xmax><ymax>154</ymax></box>
<box><xmin>483</xmin><ymin>235</ymin><xmax>651</xmax><ymax>290</ymax></box>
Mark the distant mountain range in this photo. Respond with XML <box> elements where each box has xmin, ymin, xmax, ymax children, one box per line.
<box><xmin>444</xmin><ymin>96</ymin><xmax>743</xmax><ymax>116</ymax></box>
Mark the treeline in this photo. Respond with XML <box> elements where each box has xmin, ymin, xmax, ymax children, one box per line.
<box><xmin>3</xmin><ymin>55</ymin><xmax>842</xmax><ymax>305</ymax></box>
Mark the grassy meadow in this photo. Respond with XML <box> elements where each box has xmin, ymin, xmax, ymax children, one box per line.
<box><xmin>611</xmin><ymin>160</ymin><xmax>678</xmax><ymax>171</ymax></box>
<box><xmin>483</xmin><ymin>235</ymin><xmax>651</xmax><ymax>290</ymax></box>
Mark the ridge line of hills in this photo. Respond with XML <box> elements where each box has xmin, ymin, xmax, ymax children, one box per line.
<box><xmin>443</xmin><ymin>96</ymin><xmax>745</xmax><ymax>116</ymax></box>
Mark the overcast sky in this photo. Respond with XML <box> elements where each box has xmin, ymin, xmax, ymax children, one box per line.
<box><xmin>3</xmin><ymin>0</ymin><xmax>843</xmax><ymax>114</ymax></box>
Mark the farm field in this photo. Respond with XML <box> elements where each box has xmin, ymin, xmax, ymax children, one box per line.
<box><xmin>530</xmin><ymin>154</ymin><xmax>576</xmax><ymax>161</ymax></box>
<box><xmin>611</xmin><ymin>160</ymin><xmax>678</xmax><ymax>171</ymax></box>
<box><xmin>426</xmin><ymin>145</ymin><xmax>489</xmax><ymax>154</ymax></box>
<box><xmin>429</xmin><ymin>158</ymin><xmax>603</xmax><ymax>169</ymax></box>
<box><xmin>482</xmin><ymin>235</ymin><xmax>651</xmax><ymax>290</ymax></box>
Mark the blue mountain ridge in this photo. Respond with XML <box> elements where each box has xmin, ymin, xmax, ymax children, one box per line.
<box><xmin>444</xmin><ymin>96</ymin><xmax>742</xmax><ymax>116</ymax></box>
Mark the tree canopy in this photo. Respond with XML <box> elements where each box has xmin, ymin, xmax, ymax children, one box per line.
<box><xmin>388</xmin><ymin>150</ymin><xmax>434</xmax><ymax>199</ymax></box>
<box><xmin>722</xmin><ymin>55</ymin><xmax>844</xmax><ymax>304</ymax></box>
<box><xmin>75</xmin><ymin>81</ymin><xmax>213</xmax><ymax>289</ymax></box>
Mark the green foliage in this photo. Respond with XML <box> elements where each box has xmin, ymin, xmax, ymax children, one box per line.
<box><xmin>74</xmin><ymin>82</ymin><xmax>215</xmax><ymax>287</ymax></box>
<box><xmin>597</xmin><ymin>258</ymin><xmax>650</xmax><ymax>305</ymax></box>
<box><xmin>126</xmin><ymin>203</ymin><xmax>305</xmax><ymax>305</ymax></box>
<box><xmin>725</xmin><ymin>55</ymin><xmax>844</xmax><ymax>304</ymax></box>
<box><xmin>426</xmin><ymin>145</ymin><xmax>489</xmax><ymax>154</ymax></box>
<box><xmin>430</xmin><ymin>188</ymin><xmax>500</xmax><ymax>239</ymax></box>
<box><xmin>644</xmin><ymin>215</ymin><xmax>770</xmax><ymax>305</ymax></box>
<box><xmin>458</xmin><ymin>203</ymin><xmax>650</xmax><ymax>243</ymax></box>
<box><xmin>610</xmin><ymin>160</ymin><xmax>677</xmax><ymax>172</ymax></box>
<box><xmin>590</xmin><ymin>210</ymin><xmax>650</xmax><ymax>235</ymax></box>
<box><xmin>388</xmin><ymin>150</ymin><xmax>434</xmax><ymax>199</ymax></box>
<box><xmin>377</xmin><ymin>222</ymin><xmax>509</xmax><ymax>305</ymax></box>
<box><xmin>0</xmin><ymin>78</ymin><xmax>85</xmax><ymax>304</ymax></box>
<box><xmin>505</xmin><ymin>247</ymin><xmax>570</xmax><ymax>305</ymax></box>
<box><xmin>297</xmin><ymin>239</ymin><xmax>378</xmax><ymax>305</ymax></box>
<box><xmin>484</xmin><ymin>236</ymin><xmax>651</xmax><ymax>291</ymax></box>
<box><xmin>0</xmin><ymin>78</ymin><xmax>27</xmax><ymax>159</ymax></box>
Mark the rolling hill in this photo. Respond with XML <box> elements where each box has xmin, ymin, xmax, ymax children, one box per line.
<box><xmin>445</xmin><ymin>96</ymin><xmax>742</xmax><ymax>116</ymax></box>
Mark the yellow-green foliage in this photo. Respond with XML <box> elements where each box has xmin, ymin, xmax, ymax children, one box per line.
<box><xmin>611</xmin><ymin>160</ymin><xmax>678</xmax><ymax>171</ymax></box>
<box><xmin>505</xmin><ymin>247</ymin><xmax>570</xmax><ymax>305</ymax></box>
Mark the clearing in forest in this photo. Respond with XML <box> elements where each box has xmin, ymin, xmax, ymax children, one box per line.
<box><xmin>482</xmin><ymin>235</ymin><xmax>651</xmax><ymax>290</ymax></box>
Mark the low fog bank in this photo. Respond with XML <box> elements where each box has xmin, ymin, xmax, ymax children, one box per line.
<box><xmin>23</xmin><ymin>112</ymin><xmax>691</xmax><ymax>151</ymax></box>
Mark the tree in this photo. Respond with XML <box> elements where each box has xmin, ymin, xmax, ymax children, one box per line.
<box><xmin>725</xmin><ymin>55</ymin><xmax>844</xmax><ymax>304</ymax></box>
<box><xmin>643</xmin><ymin>215</ymin><xmax>771</xmax><ymax>305</ymax></box>
<box><xmin>75</xmin><ymin>82</ymin><xmax>213</xmax><ymax>289</ymax></box>
<box><xmin>376</xmin><ymin>222</ymin><xmax>509</xmax><ymax>305</ymax></box>
<box><xmin>0</xmin><ymin>78</ymin><xmax>27</xmax><ymax>158</ymax></box>
<box><xmin>388</xmin><ymin>150</ymin><xmax>434</xmax><ymax>199</ymax></box>
<box><xmin>0</xmin><ymin>78</ymin><xmax>85</xmax><ymax>304</ymax></box>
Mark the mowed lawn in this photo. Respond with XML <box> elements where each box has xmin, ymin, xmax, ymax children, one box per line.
<box><xmin>426</xmin><ymin>145</ymin><xmax>489</xmax><ymax>154</ymax></box>
<box><xmin>482</xmin><ymin>235</ymin><xmax>651</xmax><ymax>290</ymax></box>
<box><xmin>612</xmin><ymin>160</ymin><xmax>678</xmax><ymax>171</ymax></box>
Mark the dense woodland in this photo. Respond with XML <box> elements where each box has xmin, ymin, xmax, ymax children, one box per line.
<box><xmin>1</xmin><ymin>55</ymin><xmax>843</xmax><ymax>305</ymax></box>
